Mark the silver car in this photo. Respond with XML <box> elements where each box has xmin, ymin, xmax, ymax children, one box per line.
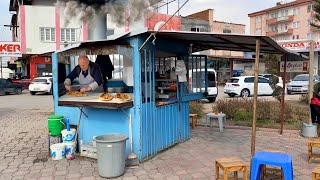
<box><xmin>287</xmin><ymin>74</ymin><xmax>319</xmax><ymax>94</ymax></box>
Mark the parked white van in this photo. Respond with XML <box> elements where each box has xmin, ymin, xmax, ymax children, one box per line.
<box><xmin>188</xmin><ymin>69</ymin><xmax>218</xmax><ymax>102</ymax></box>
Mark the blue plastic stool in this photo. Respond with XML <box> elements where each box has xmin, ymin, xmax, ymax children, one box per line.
<box><xmin>251</xmin><ymin>151</ymin><xmax>293</xmax><ymax>180</ymax></box>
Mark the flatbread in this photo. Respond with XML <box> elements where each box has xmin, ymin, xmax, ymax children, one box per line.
<box><xmin>114</xmin><ymin>93</ymin><xmax>132</xmax><ymax>101</ymax></box>
<box><xmin>66</xmin><ymin>91</ymin><xmax>88</xmax><ymax>97</ymax></box>
<box><xmin>99</xmin><ymin>93</ymin><xmax>113</xmax><ymax>101</ymax></box>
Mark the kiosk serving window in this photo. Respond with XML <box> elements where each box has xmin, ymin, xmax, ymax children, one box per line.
<box><xmin>57</xmin><ymin>45</ymin><xmax>133</xmax><ymax>109</ymax></box>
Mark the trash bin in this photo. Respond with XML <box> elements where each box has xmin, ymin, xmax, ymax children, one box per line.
<box><xmin>94</xmin><ymin>134</ymin><xmax>128</xmax><ymax>178</ymax></box>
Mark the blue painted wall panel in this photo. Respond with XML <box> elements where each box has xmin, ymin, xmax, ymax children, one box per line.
<box><xmin>141</xmin><ymin>103</ymin><xmax>190</xmax><ymax>161</ymax></box>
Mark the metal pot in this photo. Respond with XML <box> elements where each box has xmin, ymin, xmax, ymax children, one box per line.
<box><xmin>107</xmin><ymin>87</ymin><xmax>127</xmax><ymax>93</ymax></box>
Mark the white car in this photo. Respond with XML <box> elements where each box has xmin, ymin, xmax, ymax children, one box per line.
<box><xmin>287</xmin><ymin>74</ymin><xmax>319</xmax><ymax>94</ymax></box>
<box><xmin>258</xmin><ymin>74</ymin><xmax>283</xmax><ymax>87</ymax></box>
<box><xmin>29</xmin><ymin>77</ymin><xmax>53</xmax><ymax>95</ymax></box>
<box><xmin>188</xmin><ymin>69</ymin><xmax>218</xmax><ymax>102</ymax></box>
<box><xmin>224</xmin><ymin>76</ymin><xmax>274</xmax><ymax>97</ymax></box>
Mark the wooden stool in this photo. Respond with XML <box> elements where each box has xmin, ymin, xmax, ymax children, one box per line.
<box><xmin>312</xmin><ymin>166</ymin><xmax>320</xmax><ymax>180</ymax></box>
<box><xmin>261</xmin><ymin>150</ymin><xmax>284</xmax><ymax>180</ymax></box>
<box><xmin>215</xmin><ymin>157</ymin><xmax>248</xmax><ymax>180</ymax></box>
<box><xmin>189</xmin><ymin>114</ymin><xmax>197</xmax><ymax>129</ymax></box>
<box><xmin>308</xmin><ymin>139</ymin><xmax>320</xmax><ymax>163</ymax></box>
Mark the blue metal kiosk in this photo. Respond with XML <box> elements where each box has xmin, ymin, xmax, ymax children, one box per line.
<box><xmin>52</xmin><ymin>31</ymin><xmax>305</xmax><ymax>162</ymax></box>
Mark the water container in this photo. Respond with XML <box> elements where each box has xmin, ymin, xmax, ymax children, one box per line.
<box><xmin>50</xmin><ymin>143</ymin><xmax>66</xmax><ymax>160</ymax></box>
<box><xmin>61</xmin><ymin>128</ymin><xmax>76</xmax><ymax>142</ymax></box>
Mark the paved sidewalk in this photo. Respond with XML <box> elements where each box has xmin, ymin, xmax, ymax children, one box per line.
<box><xmin>0</xmin><ymin>99</ymin><xmax>316</xmax><ymax>179</ymax></box>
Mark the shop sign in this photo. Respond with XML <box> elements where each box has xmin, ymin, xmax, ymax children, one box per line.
<box><xmin>0</xmin><ymin>42</ymin><xmax>22</xmax><ymax>57</ymax></box>
<box><xmin>280</xmin><ymin>61</ymin><xmax>309</xmax><ymax>72</ymax></box>
<box><xmin>278</xmin><ymin>41</ymin><xmax>320</xmax><ymax>51</ymax></box>
<box><xmin>145</xmin><ymin>12</ymin><xmax>181</xmax><ymax>31</ymax></box>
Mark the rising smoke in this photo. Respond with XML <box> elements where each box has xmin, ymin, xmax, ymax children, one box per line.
<box><xmin>56</xmin><ymin>0</ymin><xmax>161</xmax><ymax>27</ymax></box>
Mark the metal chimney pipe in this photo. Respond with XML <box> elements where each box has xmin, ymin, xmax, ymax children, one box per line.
<box><xmin>88</xmin><ymin>8</ymin><xmax>107</xmax><ymax>40</ymax></box>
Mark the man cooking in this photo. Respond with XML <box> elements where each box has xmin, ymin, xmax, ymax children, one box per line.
<box><xmin>64</xmin><ymin>55</ymin><xmax>103</xmax><ymax>93</ymax></box>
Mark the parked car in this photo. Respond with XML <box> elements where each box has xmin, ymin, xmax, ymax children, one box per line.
<box><xmin>11</xmin><ymin>78</ymin><xmax>32</xmax><ymax>89</ymax></box>
<box><xmin>224</xmin><ymin>76</ymin><xmax>275</xmax><ymax>97</ymax></box>
<box><xmin>233</xmin><ymin>70</ymin><xmax>247</xmax><ymax>77</ymax></box>
<box><xmin>287</xmin><ymin>74</ymin><xmax>319</xmax><ymax>94</ymax></box>
<box><xmin>188</xmin><ymin>69</ymin><xmax>218</xmax><ymax>102</ymax></box>
<box><xmin>0</xmin><ymin>78</ymin><xmax>24</xmax><ymax>95</ymax></box>
<box><xmin>258</xmin><ymin>74</ymin><xmax>283</xmax><ymax>87</ymax></box>
<box><xmin>29</xmin><ymin>77</ymin><xmax>53</xmax><ymax>95</ymax></box>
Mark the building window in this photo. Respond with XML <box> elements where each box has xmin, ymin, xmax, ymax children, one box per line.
<box><xmin>306</xmin><ymin>33</ymin><xmax>313</xmax><ymax>39</ymax></box>
<box><xmin>190</xmin><ymin>27</ymin><xmax>200</xmax><ymax>32</ymax></box>
<box><xmin>293</xmin><ymin>7</ymin><xmax>299</xmax><ymax>15</ymax></box>
<box><xmin>61</xmin><ymin>28</ymin><xmax>76</xmax><ymax>42</ymax></box>
<box><xmin>308</xmin><ymin>4</ymin><xmax>313</xmax><ymax>13</ymax></box>
<box><xmin>270</xmin><ymin>12</ymin><xmax>278</xmax><ymax>19</ymax></box>
<box><xmin>269</xmin><ymin>25</ymin><xmax>278</xmax><ymax>32</ymax></box>
<box><xmin>308</xmin><ymin>19</ymin><xmax>315</xmax><ymax>26</ymax></box>
<box><xmin>223</xmin><ymin>29</ymin><xmax>232</xmax><ymax>33</ymax></box>
<box><xmin>255</xmin><ymin>28</ymin><xmax>262</xmax><ymax>35</ymax></box>
<box><xmin>255</xmin><ymin>16</ymin><xmax>261</xmax><ymax>23</ymax></box>
<box><xmin>281</xmin><ymin>9</ymin><xmax>288</xmax><ymax>17</ymax></box>
<box><xmin>296</xmin><ymin>35</ymin><xmax>299</xmax><ymax>39</ymax></box>
<box><xmin>40</xmin><ymin>27</ymin><xmax>55</xmax><ymax>42</ymax></box>
<box><xmin>292</xmin><ymin>21</ymin><xmax>299</xmax><ymax>29</ymax></box>
<box><xmin>292</xmin><ymin>35</ymin><xmax>295</xmax><ymax>39</ymax></box>
<box><xmin>107</xmin><ymin>29</ymin><xmax>115</xmax><ymax>36</ymax></box>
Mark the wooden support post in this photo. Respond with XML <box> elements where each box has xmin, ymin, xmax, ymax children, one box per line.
<box><xmin>309</xmin><ymin>40</ymin><xmax>315</xmax><ymax>125</ymax></box>
<box><xmin>280</xmin><ymin>55</ymin><xmax>287</xmax><ymax>135</ymax></box>
<box><xmin>251</xmin><ymin>39</ymin><xmax>260</xmax><ymax>157</ymax></box>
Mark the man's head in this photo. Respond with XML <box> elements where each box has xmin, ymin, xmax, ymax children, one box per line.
<box><xmin>78</xmin><ymin>55</ymin><xmax>90</xmax><ymax>71</ymax></box>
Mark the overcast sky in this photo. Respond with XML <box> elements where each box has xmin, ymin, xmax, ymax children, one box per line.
<box><xmin>0</xmin><ymin>0</ymin><xmax>293</xmax><ymax>42</ymax></box>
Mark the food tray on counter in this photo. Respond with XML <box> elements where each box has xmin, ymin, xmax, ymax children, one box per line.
<box><xmin>58</xmin><ymin>92</ymin><xmax>133</xmax><ymax>109</ymax></box>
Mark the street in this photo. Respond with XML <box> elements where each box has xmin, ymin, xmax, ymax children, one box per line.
<box><xmin>0</xmin><ymin>90</ymin><xmax>314</xmax><ymax>179</ymax></box>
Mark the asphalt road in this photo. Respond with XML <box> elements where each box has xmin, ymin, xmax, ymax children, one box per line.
<box><xmin>0</xmin><ymin>90</ymin><xmax>54</xmax><ymax>110</ymax></box>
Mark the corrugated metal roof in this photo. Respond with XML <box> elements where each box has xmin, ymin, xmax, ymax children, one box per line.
<box><xmin>55</xmin><ymin>30</ymin><xmax>308</xmax><ymax>61</ymax></box>
<box><xmin>147</xmin><ymin>31</ymin><xmax>307</xmax><ymax>60</ymax></box>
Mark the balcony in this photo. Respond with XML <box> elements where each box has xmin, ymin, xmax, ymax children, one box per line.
<box><xmin>266</xmin><ymin>31</ymin><xmax>277</xmax><ymax>36</ymax></box>
<box><xmin>266</xmin><ymin>28</ymin><xmax>293</xmax><ymax>37</ymax></box>
<box><xmin>278</xmin><ymin>15</ymin><xmax>294</xmax><ymax>23</ymax></box>
<box><xmin>267</xmin><ymin>18</ymin><xmax>277</xmax><ymax>25</ymax></box>
<box><xmin>266</xmin><ymin>15</ymin><xmax>294</xmax><ymax>25</ymax></box>
<box><xmin>277</xmin><ymin>28</ymin><xmax>293</xmax><ymax>35</ymax></box>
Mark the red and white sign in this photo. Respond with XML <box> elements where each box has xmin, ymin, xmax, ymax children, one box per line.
<box><xmin>0</xmin><ymin>42</ymin><xmax>22</xmax><ymax>57</ymax></box>
<box><xmin>278</xmin><ymin>41</ymin><xmax>320</xmax><ymax>51</ymax></box>
<box><xmin>145</xmin><ymin>12</ymin><xmax>181</xmax><ymax>31</ymax></box>
<box><xmin>280</xmin><ymin>61</ymin><xmax>309</xmax><ymax>72</ymax></box>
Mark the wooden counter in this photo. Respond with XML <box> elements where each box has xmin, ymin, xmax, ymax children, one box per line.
<box><xmin>58</xmin><ymin>93</ymin><xmax>133</xmax><ymax>109</ymax></box>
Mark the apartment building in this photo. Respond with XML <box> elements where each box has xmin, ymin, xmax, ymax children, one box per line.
<box><xmin>248</xmin><ymin>0</ymin><xmax>320</xmax><ymax>75</ymax></box>
<box><xmin>184</xmin><ymin>9</ymin><xmax>254</xmax><ymax>83</ymax></box>
<box><xmin>9</xmin><ymin>0</ymin><xmax>88</xmax><ymax>79</ymax></box>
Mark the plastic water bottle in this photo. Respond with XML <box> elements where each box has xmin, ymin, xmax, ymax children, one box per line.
<box><xmin>66</xmin><ymin>117</ymin><xmax>70</xmax><ymax>131</ymax></box>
